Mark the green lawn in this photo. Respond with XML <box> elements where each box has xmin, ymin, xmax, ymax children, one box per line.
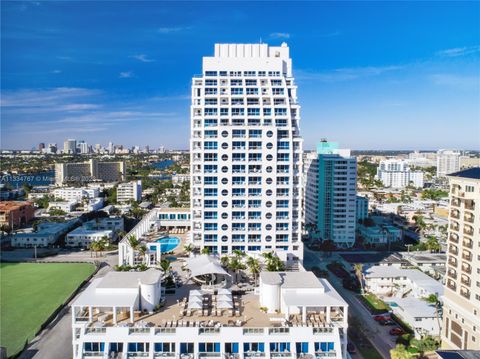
<box><xmin>362</xmin><ymin>293</ymin><xmax>391</xmax><ymax>312</ymax></box>
<box><xmin>0</xmin><ymin>262</ymin><xmax>95</xmax><ymax>357</ymax></box>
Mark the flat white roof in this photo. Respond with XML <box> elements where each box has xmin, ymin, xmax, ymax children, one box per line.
<box><xmin>282</xmin><ymin>278</ymin><xmax>347</xmax><ymax>307</ymax></box>
<box><xmin>391</xmin><ymin>297</ymin><xmax>437</xmax><ymax>318</ymax></box>
<box><xmin>72</xmin><ymin>278</ymin><xmax>138</xmax><ymax>307</ymax></box>
<box><xmin>365</xmin><ymin>266</ymin><xmax>444</xmax><ymax>295</ymax></box>
<box><xmin>260</xmin><ymin>271</ymin><xmax>323</xmax><ymax>288</ymax></box>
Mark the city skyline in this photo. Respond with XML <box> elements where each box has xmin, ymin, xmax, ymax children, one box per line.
<box><xmin>2</xmin><ymin>1</ymin><xmax>479</xmax><ymax>150</ymax></box>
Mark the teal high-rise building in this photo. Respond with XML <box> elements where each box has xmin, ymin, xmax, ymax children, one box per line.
<box><xmin>304</xmin><ymin>141</ymin><xmax>357</xmax><ymax>248</ymax></box>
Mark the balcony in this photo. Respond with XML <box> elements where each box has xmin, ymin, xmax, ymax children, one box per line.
<box><xmin>462</xmin><ymin>264</ymin><xmax>471</xmax><ymax>274</ymax></box>
<box><xmin>465</xmin><ymin>200</ymin><xmax>475</xmax><ymax>211</ymax></box>
<box><xmin>451</xmin><ymin>199</ymin><xmax>461</xmax><ymax>207</ymax></box>
<box><xmin>448</xmin><ymin>257</ymin><xmax>458</xmax><ymax>266</ymax></box>
<box><xmin>460</xmin><ymin>288</ymin><xmax>471</xmax><ymax>299</ymax></box>
<box><xmin>447</xmin><ymin>270</ymin><xmax>457</xmax><ymax>279</ymax></box>
<box><xmin>462</xmin><ymin>252</ymin><xmax>472</xmax><ymax>261</ymax></box>
<box><xmin>449</xmin><ymin>234</ymin><xmax>459</xmax><ymax>243</ymax></box>
<box><xmin>461</xmin><ymin>276</ymin><xmax>471</xmax><ymax>286</ymax></box>
<box><xmin>463</xmin><ymin>227</ymin><xmax>474</xmax><ymax>236</ymax></box>
<box><xmin>450</xmin><ymin>210</ymin><xmax>460</xmax><ymax>219</ymax></box>
<box><xmin>449</xmin><ymin>247</ymin><xmax>458</xmax><ymax>255</ymax></box>
<box><xmin>447</xmin><ymin>281</ymin><xmax>456</xmax><ymax>291</ymax></box>
<box><xmin>462</xmin><ymin>240</ymin><xmax>473</xmax><ymax>249</ymax></box>
<box><xmin>464</xmin><ymin>214</ymin><xmax>475</xmax><ymax>223</ymax></box>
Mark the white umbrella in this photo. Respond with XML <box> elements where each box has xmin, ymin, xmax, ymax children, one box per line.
<box><xmin>216</xmin><ymin>300</ymin><xmax>233</xmax><ymax>309</ymax></box>
<box><xmin>217</xmin><ymin>288</ymin><xmax>232</xmax><ymax>295</ymax></box>
<box><xmin>216</xmin><ymin>294</ymin><xmax>233</xmax><ymax>302</ymax></box>
<box><xmin>188</xmin><ymin>301</ymin><xmax>203</xmax><ymax>309</ymax></box>
<box><xmin>190</xmin><ymin>289</ymin><xmax>204</xmax><ymax>296</ymax></box>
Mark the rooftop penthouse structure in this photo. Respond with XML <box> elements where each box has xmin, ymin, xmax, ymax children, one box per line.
<box><xmin>71</xmin><ymin>268</ymin><xmax>348</xmax><ymax>359</ymax></box>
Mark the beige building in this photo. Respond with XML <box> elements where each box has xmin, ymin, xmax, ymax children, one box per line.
<box><xmin>442</xmin><ymin>167</ymin><xmax>480</xmax><ymax>350</ymax></box>
<box><xmin>55</xmin><ymin>159</ymin><xmax>125</xmax><ymax>185</ymax></box>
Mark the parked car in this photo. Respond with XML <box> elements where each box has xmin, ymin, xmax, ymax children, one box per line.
<box><xmin>389</xmin><ymin>327</ymin><xmax>406</xmax><ymax>336</ymax></box>
<box><xmin>379</xmin><ymin>319</ymin><xmax>396</xmax><ymax>326</ymax></box>
<box><xmin>373</xmin><ymin>315</ymin><xmax>390</xmax><ymax>321</ymax></box>
<box><xmin>347</xmin><ymin>343</ymin><xmax>356</xmax><ymax>354</ymax></box>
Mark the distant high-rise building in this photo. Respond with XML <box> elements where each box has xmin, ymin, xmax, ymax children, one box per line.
<box><xmin>47</xmin><ymin>143</ymin><xmax>57</xmax><ymax>154</ymax></box>
<box><xmin>304</xmin><ymin>142</ymin><xmax>357</xmax><ymax>248</ymax></box>
<box><xmin>78</xmin><ymin>141</ymin><xmax>89</xmax><ymax>154</ymax></box>
<box><xmin>38</xmin><ymin>143</ymin><xmax>45</xmax><ymax>151</ymax></box>
<box><xmin>55</xmin><ymin>159</ymin><xmax>125</xmax><ymax>185</ymax></box>
<box><xmin>64</xmin><ymin>139</ymin><xmax>77</xmax><ymax>154</ymax></box>
<box><xmin>158</xmin><ymin>145</ymin><xmax>165</xmax><ymax>154</ymax></box>
<box><xmin>190</xmin><ymin>43</ymin><xmax>303</xmax><ymax>260</ymax></box>
<box><xmin>441</xmin><ymin>168</ymin><xmax>480</xmax><ymax>350</ymax></box>
<box><xmin>376</xmin><ymin>159</ymin><xmax>424</xmax><ymax>188</ymax></box>
<box><xmin>437</xmin><ymin>149</ymin><xmax>461</xmax><ymax>177</ymax></box>
<box><xmin>108</xmin><ymin>142</ymin><xmax>114</xmax><ymax>154</ymax></box>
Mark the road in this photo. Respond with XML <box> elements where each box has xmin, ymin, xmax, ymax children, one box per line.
<box><xmin>304</xmin><ymin>248</ymin><xmax>395</xmax><ymax>359</ymax></box>
<box><xmin>16</xmin><ymin>253</ymin><xmax>117</xmax><ymax>359</ymax></box>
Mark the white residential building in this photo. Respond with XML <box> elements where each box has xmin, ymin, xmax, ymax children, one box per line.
<box><xmin>364</xmin><ymin>265</ymin><xmax>444</xmax><ymax>298</ymax></box>
<box><xmin>52</xmin><ymin>187</ymin><xmax>100</xmax><ymax>201</ymax></box>
<box><xmin>172</xmin><ymin>173</ymin><xmax>190</xmax><ymax>185</ymax></box>
<box><xmin>437</xmin><ymin>149</ymin><xmax>461</xmax><ymax>177</ymax></box>
<box><xmin>304</xmin><ymin>142</ymin><xmax>357</xmax><ymax>248</ymax></box>
<box><xmin>48</xmin><ymin>200</ymin><xmax>77</xmax><ymax>213</ymax></box>
<box><xmin>190</xmin><ymin>43</ymin><xmax>303</xmax><ymax>260</ymax></box>
<box><xmin>55</xmin><ymin>159</ymin><xmax>126</xmax><ymax>185</ymax></box>
<box><xmin>86</xmin><ymin>197</ymin><xmax>105</xmax><ymax>212</ymax></box>
<box><xmin>66</xmin><ymin>227</ymin><xmax>113</xmax><ymax>247</ymax></box>
<box><xmin>376</xmin><ymin>159</ymin><xmax>424</xmax><ymax>188</ymax></box>
<box><xmin>117</xmin><ymin>180</ymin><xmax>142</xmax><ymax>203</ymax></box>
<box><xmin>70</xmin><ymin>269</ymin><xmax>349</xmax><ymax>359</ymax></box>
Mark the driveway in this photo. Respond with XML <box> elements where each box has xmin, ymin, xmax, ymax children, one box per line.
<box><xmin>304</xmin><ymin>248</ymin><xmax>395</xmax><ymax>359</ymax></box>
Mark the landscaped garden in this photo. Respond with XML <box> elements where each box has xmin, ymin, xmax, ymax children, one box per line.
<box><xmin>0</xmin><ymin>262</ymin><xmax>95</xmax><ymax>357</ymax></box>
<box><xmin>360</xmin><ymin>293</ymin><xmax>391</xmax><ymax>313</ymax></box>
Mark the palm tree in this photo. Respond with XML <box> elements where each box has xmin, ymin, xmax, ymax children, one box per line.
<box><xmin>424</xmin><ymin>294</ymin><xmax>442</xmax><ymax>335</ymax></box>
<box><xmin>184</xmin><ymin>243</ymin><xmax>193</xmax><ymax>256</ymax></box>
<box><xmin>138</xmin><ymin>244</ymin><xmax>148</xmax><ymax>263</ymax></box>
<box><xmin>128</xmin><ymin>235</ymin><xmax>140</xmax><ymax>250</ymax></box>
<box><xmin>201</xmin><ymin>247</ymin><xmax>210</xmax><ymax>255</ymax></box>
<box><xmin>228</xmin><ymin>256</ymin><xmax>245</xmax><ymax>284</ymax></box>
<box><xmin>220</xmin><ymin>255</ymin><xmax>230</xmax><ymax>268</ymax></box>
<box><xmin>246</xmin><ymin>257</ymin><xmax>261</xmax><ymax>285</ymax></box>
<box><xmin>426</xmin><ymin>236</ymin><xmax>441</xmax><ymax>253</ymax></box>
<box><xmin>159</xmin><ymin>259</ymin><xmax>171</xmax><ymax>275</ymax></box>
<box><xmin>90</xmin><ymin>241</ymin><xmax>99</xmax><ymax>258</ymax></box>
<box><xmin>353</xmin><ymin>263</ymin><xmax>364</xmax><ymax>294</ymax></box>
<box><xmin>232</xmin><ymin>249</ymin><xmax>245</xmax><ymax>258</ymax></box>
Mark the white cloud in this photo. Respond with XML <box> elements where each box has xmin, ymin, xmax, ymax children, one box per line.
<box><xmin>296</xmin><ymin>65</ymin><xmax>403</xmax><ymax>82</ymax></box>
<box><xmin>269</xmin><ymin>32</ymin><xmax>290</xmax><ymax>39</ymax></box>
<box><xmin>119</xmin><ymin>71</ymin><xmax>134</xmax><ymax>79</ymax></box>
<box><xmin>430</xmin><ymin>73</ymin><xmax>479</xmax><ymax>90</ymax></box>
<box><xmin>131</xmin><ymin>54</ymin><xmax>155</xmax><ymax>63</ymax></box>
<box><xmin>0</xmin><ymin>87</ymin><xmax>100</xmax><ymax>107</ymax></box>
<box><xmin>436</xmin><ymin>45</ymin><xmax>480</xmax><ymax>57</ymax></box>
<box><xmin>158</xmin><ymin>26</ymin><xmax>189</xmax><ymax>34</ymax></box>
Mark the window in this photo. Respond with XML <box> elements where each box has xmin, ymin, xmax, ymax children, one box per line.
<box><xmin>246</xmin><ymin>88</ymin><xmax>258</xmax><ymax>95</ymax></box>
<box><xmin>204</xmin><ymin>223</ymin><xmax>217</xmax><ymax>231</ymax></box>
<box><xmin>204</xmin><ymin>130</ymin><xmax>217</xmax><ymax>138</ymax></box>
<box><xmin>204</xmin><ymin>188</ymin><xmax>217</xmax><ymax>197</ymax></box>
<box><xmin>204</xmin><ymin>200</ymin><xmax>217</xmax><ymax>208</ymax></box>
<box><xmin>275</xmin><ymin>108</ymin><xmax>287</xmax><ymax>116</ymax></box>
<box><xmin>247</xmin><ymin>108</ymin><xmax>260</xmax><ymax>116</ymax></box>
<box><xmin>231</xmin><ymin>88</ymin><xmax>243</xmax><ymax>95</ymax></box>
<box><xmin>204</xmin><ymin>177</ymin><xmax>217</xmax><ymax>185</ymax></box>
<box><xmin>205</xmin><ymin>80</ymin><xmax>217</xmax><ymax>86</ymax></box>
<box><xmin>231</xmin><ymin>108</ymin><xmax>244</xmax><ymax>116</ymax></box>
<box><xmin>205</xmin><ymin>71</ymin><xmax>217</xmax><ymax>76</ymax></box>
<box><xmin>204</xmin><ymin>153</ymin><xmax>217</xmax><ymax>161</ymax></box>
<box><xmin>204</xmin><ymin>119</ymin><xmax>217</xmax><ymax>127</ymax></box>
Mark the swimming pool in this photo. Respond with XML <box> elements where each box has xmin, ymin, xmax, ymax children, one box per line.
<box><xmin>156</xmin><ymin>236</ymin><xmax>180</xmax><ymax>253</ymax></box>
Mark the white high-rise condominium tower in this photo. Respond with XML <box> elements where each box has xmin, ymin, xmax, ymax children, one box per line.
<box><xmin>190</xmin><ymin>43</ymin><xmax>304</xmax><ymax>261</ymax></box>
<box><xmin>437</xmin><ymin>149</ymin><xmax>461</xmax><ymax>177</ymax></box>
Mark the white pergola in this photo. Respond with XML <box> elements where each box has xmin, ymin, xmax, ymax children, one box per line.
<box><xmin>72</xmin><ymin>278</ymin><xmax>139</xmax><ymax>324</ymax></box>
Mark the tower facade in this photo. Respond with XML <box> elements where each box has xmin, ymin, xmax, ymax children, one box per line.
<box><xmin>190</xmin><ymin>43</ymin><xmax>304</xmax><ymax>260</ymax></box>
<box><xmin>441</xmin><ymin>168</ymin><xmax>480</xmax><ymax>350</ymax></box>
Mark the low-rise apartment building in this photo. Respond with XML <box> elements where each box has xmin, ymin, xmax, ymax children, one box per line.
<box><xmin>0</xmin><ymin>201</ymin><xmax>35</xmax><ymax>229</ymax></box>
<box><xmin>12</xmin><ymin>219</ymin><xmax>79</xmax><ymax>247</ymax></box>
<box><xmin>357</xmin><ymin>224</ymin><xmax>402</xmax><ymax>247</ymax></box>
<box><xmin>52</xmin><ymin>186</ymin><xmax>100</xmax><ymax>201</ymax></box>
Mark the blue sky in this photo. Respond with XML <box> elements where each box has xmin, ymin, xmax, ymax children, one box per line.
<box><xmin>1</xmin><ymin>1</ymin><xmax>479</xmax><ymax>150</ymax></box>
